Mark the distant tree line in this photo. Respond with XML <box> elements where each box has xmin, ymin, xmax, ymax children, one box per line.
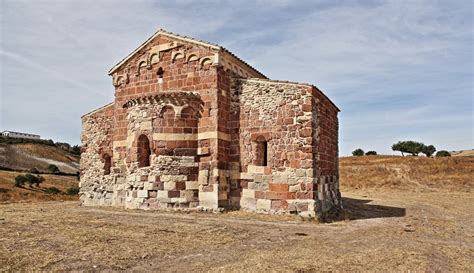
<box><xmin>352</xmin><ymin>149</ymin><xmax>377</xmax><ymax>156</ymax></box>
<box><xmin>351</xmin><ymin>140</ymin><xmax>451</xmax><ymax>157</ymax></box>
<box><xmin>0</xmin><ymin>136</ymin><xmax>80</xmax><ymax>155</ymax></box>
<box><xmin>392</xmin><ymin>141</ymin><xmax>450</xmax><ymax>157</ymax></box>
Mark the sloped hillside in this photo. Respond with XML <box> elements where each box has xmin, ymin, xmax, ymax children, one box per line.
<box><xmin>0</xmin><ymin>170</ymin><xmax>78</xmax><ymax>203</ymax></box>
<box><xmin>340</xmin><ymin>155</ymin><xmax>474</xmax><ymax>192</ymax></box>
<box><xmin>0</xmin><ymin>143</ymin><xmax>79</xmax><ymax>174</ymax></box>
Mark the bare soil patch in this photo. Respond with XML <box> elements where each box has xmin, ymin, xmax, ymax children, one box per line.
<box><xmin>0</xmin><ymin>189</ymin><xmax>472</xmax><ymax>271</ymax></box>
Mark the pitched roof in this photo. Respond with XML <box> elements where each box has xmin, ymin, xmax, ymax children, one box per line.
<box><xmin>108</xmin><ymin>29</ymin><xmax>267</xmax><ymax>79</ymax></box>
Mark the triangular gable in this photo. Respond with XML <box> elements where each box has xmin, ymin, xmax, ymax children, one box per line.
<box><xmin>108</xmin><ymin>29</ymin><xmax>267</xmax><ymax>79</ymax></box>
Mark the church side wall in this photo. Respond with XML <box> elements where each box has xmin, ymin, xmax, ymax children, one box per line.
<box><xmin>79</xmin><ymin>104</ymin><xmax>115</xmax><ymax>206</ymax></box>
<box><xmin>230</xmin><ymin>79</ymin><xmax>319</xmax><ymax>217</ymax></box>
<box><xmin>311</xmin><ymin>86</ymin><xmax>342</xmax><ymax>214</ymax></box>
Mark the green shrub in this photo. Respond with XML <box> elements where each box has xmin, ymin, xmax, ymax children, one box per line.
<box><xmin>66</xmin><ymin>187</ymin><xmax>80</xmax><ymax>195</ymax></box>
<box><xmin>45</xmin><ymin>187</ymin><xmax>61</xmax><ymax>194</ymax></box>
<box><xmin>392</xmin><ymin>140</ymin><xmax>425</xmax><ymax>156</ymax></box>
<box><xmin>365</xmin><ymin>151</ymin><xmax>377</xmax><ymax>155</ymax></box>
<box><xmin>23</xmin><ymin>173</ymin><xmax>45</xmax><ymax>187</ymax></box>
<box><xmin>436</xmin><ymin>150</ymin><xmax>451</xmax><ymax>157</ymax></box>
<box><xmin>14</xmin><ymin>175</ymin><xmax>27</xmax><ymax>187</ymax></box>
<box><xmin>48</xmin><ymin>164</ymin><xmax>60</xmax><ymax>173</ymax></box>
<box><xmin>352</xmin><ymin>148</ymin><xmax>364</xmax><ymax>156</ymax></box>
<box><xmin>422</xmin><ymin>145</ymin><xmax>436</xmax><ymax>157</ymax></box>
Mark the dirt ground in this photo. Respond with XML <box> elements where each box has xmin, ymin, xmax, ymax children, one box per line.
<box><xmin>1</xmin><ymin>189</ymin><xmax>472</xmax><ymax>271</ymax></box>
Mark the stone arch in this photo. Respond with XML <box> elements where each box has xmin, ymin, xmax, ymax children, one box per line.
<box><xmin>187</xmin><ymin>54</ymin><xmax>198</xmax><ymax>62</ymax></box>
<box><xmin>159</xmin><ymin>105</ymin><xmax>176</xmax><ymax>118</ymax></box>
<box><xmin>136</xmin><ymin>61</ymin><xmax>147</xmax><ymax>75</ymax></box>
<box><xmin>172</xmin><ymin>52</ymin><xmax>184</xmax><ymax>62</ymax></box>
<box><xmin>200</xmin><ymin>57</ymin><xmax>212</xmax><ymax>67</ymax></box>
<box><xmin>137</xmin><ymin>134</ymin><xmax>151</xmax><ymax>167</ymax></box>
<box><xmin>180</xmin><ymin>106</ymin><xmax>194</xmax><ymax>118</ymax></box>
<box><xmin>149</xmin><ymin>53</ymin><xmax>159</xmax><ymax>64</ymax></box>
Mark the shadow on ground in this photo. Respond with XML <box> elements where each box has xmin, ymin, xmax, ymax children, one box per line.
<box><xmin>342</xmin><ymin>197</ymin><xmax>406</xmax><ymax>220</ymax></box>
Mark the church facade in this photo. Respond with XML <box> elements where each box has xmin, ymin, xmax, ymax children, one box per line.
<box><xmin>80</xmin><ymin>29</ymin><xmax>341</xmax><ymax>218</ymax></box>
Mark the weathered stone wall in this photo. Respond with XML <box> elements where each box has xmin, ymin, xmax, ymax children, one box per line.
<box><xmin>311</xmin><ymin>86</ymin><xmax>341</xmax><ymax>214</ymax></box>
<box><xmin>79</xmin><ymin>103</ymin><xmax>115</xmax><ymax>206</ymax></box>
<box><xmin>80</xmin><ymin>31</ymin><xmax>341</xmax><ymax>218</ymax></box>
<box><xmin>229</xmin><ymin>78</ymin><xmax>323</xmax><ymax>217</ymax></box>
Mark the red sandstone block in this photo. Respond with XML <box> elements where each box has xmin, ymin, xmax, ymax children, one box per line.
<box><xmin>299</xmin><ymin>128</ymin><xmax>311</xmax><ymax>138</ymax></box>
<box><xmin>301</xmin><ymin>104</ymin><xmax>312</xmax><ymax>112</ymax></box>
<box><xmin>140</xmin><ymin>175</ymin><xmax>148</xmax><ymax>181</ymax></box>
<box><xmin>168</xmin><ymin>191</ymin><xmax>180</xmax><ymax>198</ymax></box>
<box><xmin>255</xmin><ymin>191</ymin><xmax>266</xmax><ymax>199</ymax></box>
<box><xmin>266</xmin><ymin>191</ymin><xmax>288</xmax><ymax>200</ymax></box>
<box><xmin>263</xmin><ymin>167</ymin><xmax>272</xmax><ymax>175</ymax></box>
<box><xmin>296</xmin><ymin>191</ymin><xmax>313</xmax><ymax>199</ymax></box>
<box><xmin>239</xmin><ymin>180</ymin><xmax>248</xmax><ymax>189</ymax></box>
<box><xmin>290</xmin><ymin>160</ymin><xmax>300</xmax><ymax>168</ymax></box>
<box><xmin>176</xmin><ymin>181</ymin><xmax>186</xmax><ymax>191</ymax></box>
<box><xmin>286</xmin><ymin>192</ymin><xmax>296</xmax><ymax>199</ymax></box>
<box><xmin>269</xmin><ymin>183</ymin><xmax>289</xmax><ymax>192</ymax></box>
<box><xmin>271</xmin><ymin>200</ymin><xmax>288</xmax><ymax>210</ymax></box>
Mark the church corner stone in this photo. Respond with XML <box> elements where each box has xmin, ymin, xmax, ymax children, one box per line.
<box><xmin>80</xmin><ymin>29</ymin><xmax>342</xmax><ymax>219</ymax></box>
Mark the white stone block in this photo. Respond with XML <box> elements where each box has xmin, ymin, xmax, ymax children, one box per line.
<box><xmin>240</xmin><ymin>198</ymin><xmax>257</xmax><ymax>210</ymax></box>
<box><xmin>199</xmin><ymin>191</ymin><xmax>218</xmax><ymax>209</ymax></box>
<box><xmin>185</xmin><ymin>181</ymin><xmax>199</xmax><ymax>190</ymax></box>
<box><xmin>242</xmin><ymin>189</ymin><xmax>255</xmax><ymax>199</ymax></box>
<box><xmin>164</xmin><ymin>182</ymin><xmax>176</xmax><ymax>191</ymax></box>
<box><xmin>256</xmin><ymin>199</ymin><xmax>271</xmax><ymax>211</ymax></box>
<box><xmin>137</xmin><ymin>190</ymin><xmax>148</xmax><ymax>198</ymax></box>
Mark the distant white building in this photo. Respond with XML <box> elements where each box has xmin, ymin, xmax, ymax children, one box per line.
<box><xmin>1</xmin><ymin>130</ymin><xmax>41</xmax><ymax>140</ymax></box>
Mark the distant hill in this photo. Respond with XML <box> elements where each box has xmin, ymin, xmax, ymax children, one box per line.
<box><xmin>0</xmin><ymin>170</ymin><xmax>78</xmax><ymax>203</ymax></box>
<box><xmin>340</xmin><ymin>155</ymin><xmax>474</xmax><ymax>192</ymax></box>
<box><xmin>451</xmin><ymin>149</ymin><xmax>474</xmax><ymax>157</ymax></box>
<box><xmin>0</xmin><ymin>142</ymin><xmax>79</xmax><ymax>174</ymax></box>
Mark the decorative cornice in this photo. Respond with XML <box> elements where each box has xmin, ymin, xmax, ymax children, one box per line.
<box><xmin>122</xmin><ymin>91</ymin><xmax>201</xmax><ymax>109</ymax></box>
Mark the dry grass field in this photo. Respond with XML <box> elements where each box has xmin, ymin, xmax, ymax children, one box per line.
<box><xmin>0</xmin><ymin>171</ymin><xmax>79</xmax><ymax>203</ymax></box>
<box><xmin>0</xmin><ymin>156</ymin><xmax>473</xmax><ymax>271</ymax></box>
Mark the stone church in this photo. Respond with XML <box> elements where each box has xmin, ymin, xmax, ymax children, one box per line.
<box><xmin>80</xmin><ymin>29</ymin><xmax>341</xmax><ymax>218</ymax></box>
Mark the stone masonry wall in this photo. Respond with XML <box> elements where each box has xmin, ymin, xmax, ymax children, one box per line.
<box><xmin>80</xmin><ymin>104</ymin><xmax>115</xmax><ymax>206</ymax></box>
<box><xmin>229</xmin><ymin>78</ymin><xmax>322</xmax><ymax>217</ymax></box>
<box><xmin>311</xmin><ymin>86</ymin><xmax>342</xmax><ymax>214</ymax></box>
<box><xmin>80</xmin><ymin>32</ymin><xmax>341</xmax><ymax>218</ymax></box>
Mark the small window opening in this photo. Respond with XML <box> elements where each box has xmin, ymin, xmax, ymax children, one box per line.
<box><xmin>137</xmin><ymin>135</ymin><xmax>151</xmax><ymax>167</ymax></box>
<box><xmin>103</xmin><ymin>154</ymin><xmax>111</xmax><ymax>175</ymax></box>
<box><xmin>156</xmin><ymin>67</ymin><xmax>165</xmax><ymax>79</ymax></box>
<box><xmin>255</xmin><ymin>136</ymin><xmax>268</xmax><ymax>166</ymax></box>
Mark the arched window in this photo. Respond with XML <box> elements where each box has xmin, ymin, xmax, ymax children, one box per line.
<box><xmin>103</xmin><ymin>154</ymin><xmax>111</xmax><ymax>175</ymax></box>
<box><xmin>137</xmin><ymin>135</ymin><xmax>151</xmax><ymax>167</ymax></box>
<box><xmin>255</xmin><ymin>136</ymin><xmax>268</xmax><ymax>166</ymax></box>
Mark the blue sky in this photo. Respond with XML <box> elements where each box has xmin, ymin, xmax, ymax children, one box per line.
<box><xmin>1</xmin><ymin>0</ymin><xmax>472</xmax><ymax>155</ymax></box>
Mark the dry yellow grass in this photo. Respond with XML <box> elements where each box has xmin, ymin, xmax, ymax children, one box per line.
<box><xmin>0</xmin><ymin>156</ymin><xmax>473</xmax><ymax>270</ymax></box>
<box><xmin>0</xmin><ymin>170</ymin><xmax>78</xmax><ymax>203</ymax></box>
<box><xmin>340</xmin><ymin>155</ymin><xmax>474</xmax><ymax>192</ymax></box>
<box><xmin>14</xmin><ymin>143</ymin><xmax>79</xmax><ymax>163</ymax></box>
